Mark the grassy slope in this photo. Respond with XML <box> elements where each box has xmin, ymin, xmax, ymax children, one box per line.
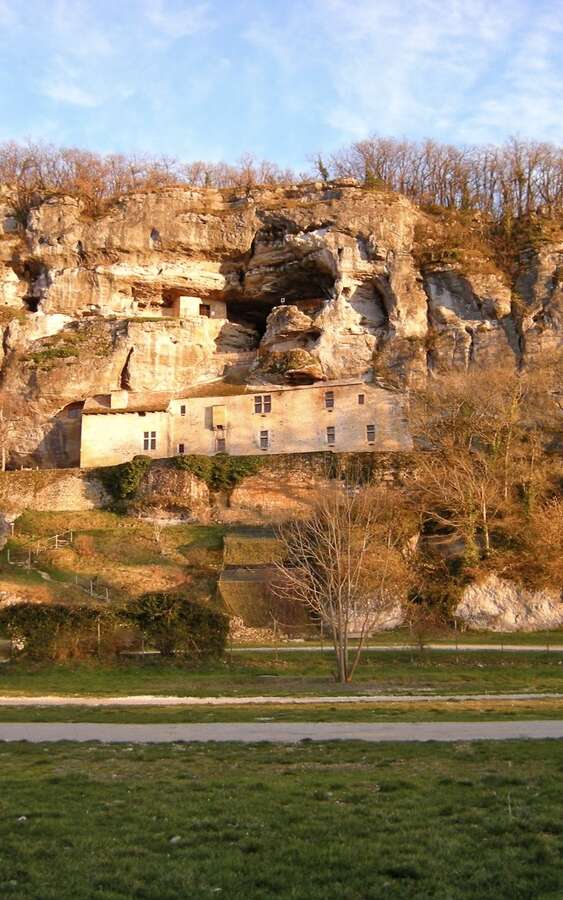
<box><xmin>0</xmin><ymin>741</ymin><xmax>561</xmax><ymax>899</ymax></box>
<box><xmin>3</xmin><ymin>511</ymin><xmax>226</xmax><ymax>605</ymax></box>
<box><xmin>0</xmin><ymin>650</ymin><xmax>562</xmax><ymax>696</ymax></box>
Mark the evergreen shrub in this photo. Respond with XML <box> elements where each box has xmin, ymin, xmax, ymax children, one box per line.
<box><xmin>125</xmin><ymin>591</ymin><xmax>228</xmax><ymax>658</ymax></box>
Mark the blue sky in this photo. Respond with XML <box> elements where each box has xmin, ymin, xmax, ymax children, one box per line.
<box><xmin>0</xmin><ymin>0</ymin><xmax>562</xmax><ymax>170</ymax></box>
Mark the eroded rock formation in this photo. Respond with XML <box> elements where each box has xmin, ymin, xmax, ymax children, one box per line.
<box><xmin>0</xmin><ymin>180</ymin><xmax>560</xmax><ymax>466</ymax></box>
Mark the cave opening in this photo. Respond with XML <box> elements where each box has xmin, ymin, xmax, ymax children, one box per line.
<box><xmin>226</xmin><ymin>299</ymin><xmax>278</xmax><ymax>337</ymax></box>
<box><xmin>22</xmin><ymin>296</ymin><xmax>40</xmax><ymax>312</ymax></box>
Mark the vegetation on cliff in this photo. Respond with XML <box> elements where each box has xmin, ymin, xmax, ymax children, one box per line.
<box><xmin>172</xmin><ymin>453</ymin><xmax>263</xmax><ymax>491</ymax></box>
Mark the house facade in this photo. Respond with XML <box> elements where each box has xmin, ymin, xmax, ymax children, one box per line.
<box><xmin>79</xmin><ymin>379</ymin><xmax>411</xmax><ymax>468</ymax></box>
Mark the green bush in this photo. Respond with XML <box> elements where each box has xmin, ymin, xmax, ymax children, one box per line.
<box><xmin>0</xmin><ymin>603</ymin><xmax>107</xmax><ymax>661</ymax></box>
<box><xmin>29</xmin><ymin>345</ymin><xmax>78</xmax><ymax>365</ymax></box>
<box><xmin>125</xmin><ymin>591</ymin><xmax>228</xmax><ymax>658</ymax></box>
<box><xmin>98</xmin><ymin>455</ymin><xmax>152</xmax><ymax>504</ymax></box>
<box><xmin>172</xmin><ymin>453</ymin><xmax>262</xmax><ymax>491</ymax></box>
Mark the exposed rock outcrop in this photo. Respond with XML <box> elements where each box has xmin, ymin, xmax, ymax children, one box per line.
<box><xmin>0</xmin><ymin>181</ymin><xmax>560</xmax><ymax>467</ymax></box>
<box><xmin>455</xmin><ymin>575</ymin><xmax>563</xmax><ymax>632</ymax></box>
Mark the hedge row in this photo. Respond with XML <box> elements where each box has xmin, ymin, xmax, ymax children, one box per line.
<box><xmin>0</xmin><ymin>593</ymin><xmax>228</xmax><ymax>662</ymax></box>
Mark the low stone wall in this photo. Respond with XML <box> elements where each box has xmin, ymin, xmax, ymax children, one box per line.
<box><xmin>0</xmin><ymin>468</ymin><xmax>110</xmax><ymax>516</ymax></box>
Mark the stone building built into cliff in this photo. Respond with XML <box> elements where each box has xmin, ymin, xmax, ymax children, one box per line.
<box><xmin>79</xmin><ymin>380</ymin><xmax>411</xmax><ymax>468</ymax></box>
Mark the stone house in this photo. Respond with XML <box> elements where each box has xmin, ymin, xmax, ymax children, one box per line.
<box><xmin>79</xmin><ymin>379</ymin><xmax>411</xmax><ymax>468</ymax></box>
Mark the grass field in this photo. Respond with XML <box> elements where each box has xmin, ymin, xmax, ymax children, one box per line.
<box><xmin>0</xmin><ymin>650</ymin><xmax>562</xmax><ymax>697</ymax></box>
<box><xmin>0</xmin><ymin>699</ymin><xmax>561</xmax><ymax>724</ymax></box>
<box><xmin>0</xmin><ymin>740</ymin><xmax>561</xmax><ymax>899</ymax></box>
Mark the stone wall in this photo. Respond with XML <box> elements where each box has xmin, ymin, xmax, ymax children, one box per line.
<box><xmin>0</xmin><ymin>468</ymin><xmax>110</xmax><ymax>516</ymax></box>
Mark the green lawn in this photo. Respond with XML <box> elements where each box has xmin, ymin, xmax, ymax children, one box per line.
<box><xmin>0</xmin><ymin>650</ymin><xmax>562</xmax><ymax>697</ymax></box>
<box><xmin>0</xmin><ymin>741</ymin><xmax>561</xmax><ymax>899</ymax></box>
<box><xmin>0</xmin><ymin>699</ymin><xmax>561</xmax><ymax>724</ymax></box>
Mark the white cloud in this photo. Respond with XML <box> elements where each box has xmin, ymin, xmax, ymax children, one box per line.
<box><xmin>41</xmin><ymin>79</ymin><xmax>100</xmax><ymax>108</ymax></box>
<box><xmin>311</xmin><ymin>0</ymin><xmax>563</xmax><ymax>144</ymax></box>
<box><xmin>144</xmin><ymin>0</ymin><xmax>212</xmax><ymax>39</ymax></box>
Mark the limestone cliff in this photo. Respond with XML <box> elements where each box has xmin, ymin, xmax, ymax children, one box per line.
<box><xmin>0</xmin><ymin>180</ymin><xmax>560</xmax><ymax>467</ymax></box>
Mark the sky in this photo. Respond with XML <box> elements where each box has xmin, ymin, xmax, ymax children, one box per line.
<box><xmin>0</xmin><ymin>0</ymin><xmax>562</xmax><ymax>170</ymax></box>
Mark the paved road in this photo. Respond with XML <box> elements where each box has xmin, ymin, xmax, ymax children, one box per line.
<box><xmin>234</xmin><ymin>643</ymin><xmax>563</xmax><ymax>653</ymax></box>
<box><xmin>0</xmin><ymin>692</ymin><xmax>561</xmax><ymax>707</ymax></box>
<box><xmin>0</xmin><ymin>721</ymin><xmax>561</xmax><ymax>743</ymax></box>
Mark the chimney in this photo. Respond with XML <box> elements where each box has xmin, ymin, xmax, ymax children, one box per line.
<box><xmin>110</xmin><ymin>390</ymin><xmax>129</xmax><ymax>409</ymax></box>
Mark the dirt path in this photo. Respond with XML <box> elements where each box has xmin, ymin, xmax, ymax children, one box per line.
<box><xmin>0</xmin><ymin>692</ymin><xmax>560</xmax><ymax>707</ymax></box>
<box><xmin>0</xmin><ymin>720</ymin><xmax>561</xmax><ymax>743</ymax></box>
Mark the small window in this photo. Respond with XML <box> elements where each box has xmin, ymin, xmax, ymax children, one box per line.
<box><xmin>325</xmin><ymin>391</ymin><xmax>335</xmax><ymax>410</ymax></box>
<box><xmin>216</xmin><ymin>436</ymin><xmax>226</xmax><ymax>453</ymax></box>
<box><xmin>326</xmin><ymin>426</ymin><xmax>335</xmax><ymax>446</ymax></box>
<box><xmin>178</xmin><ymin>443</ymin><xmax>185</xmax><ymax>455</ymax></box>
<box><xmin>180</xmin><ymin>404</ymin><xmax>186</xmax><ymax>416</ymax></box>
<box><xmin>199</xmin><ymin>304</ymin><xmax>211</xmax><ymax>317</ymax></box>
<box><xmin>254</xmin><ymin>396</ymin><xmax>263</xmax><ymax>414</ymax></box>
<box><xmin>67</xmin><ymin>407</ymin><xmax>80</xmax><ymax>419</ymax></box>
<box><xmin>144</xmin><ymin>430</ymin><xmax>157</xmax><ymax>451</ymax></box>
<box><xmin>366</xmin><ymin>424</ymin><xmax>375</xmax><ymax>443</ymax></box>
<box><xmin>263</xmin><ymin>394</ymin><xmax>272</xmax><ymax>413</ymax></box>
<box><xmin>260</xmin><ymin>430</ymin><xmax>269</xmax><ymax>450</ymax></box>
<box><xmin>358</xmin><ymin>394</ymin><xmax>365</xmax><ymax>405</ymax></box>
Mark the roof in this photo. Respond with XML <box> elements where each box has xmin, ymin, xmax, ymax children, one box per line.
<box><xmin>82</xmin><ymin>377</ymin><xmax>369</xmax><ymax>415</ymax></box>
<box><xmin>83</xmin><ymin>392</ymin><xmax>172</xmax><ymax>415</ymax></box>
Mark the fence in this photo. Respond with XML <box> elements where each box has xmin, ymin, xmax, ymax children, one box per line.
<box><xmin>3</xmin><ymin>527</ymin><xmax>112</xmax><ymax>604</ymax></box>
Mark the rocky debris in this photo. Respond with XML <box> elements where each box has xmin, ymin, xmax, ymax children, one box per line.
<box><xmin>228</xmin><ymin>615</ymin><xmax>276</xmax><ymax>643</ymax></box>
<box><xmin>455</xmin><ymin>574</ymin><xmax>563</xmax><ymax>632</ymax></box>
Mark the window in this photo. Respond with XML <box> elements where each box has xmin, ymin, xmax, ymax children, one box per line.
<box><xmin>358</xmin><ymin>394</ymin><xmax>365</xmax><ymax>405</ymax></box>
<box><xmin>260</xmin><ymin>430</ymin><xmax>269</xmax><ymax>450</ymax></box>
<box><xmin>178</xmin><ymin>443</ymin><xmax>185</xmax><ymax>455</ymax></box>
<box><xmin>180</xmin><ymin>404</ymin><xmax>186</xmax><ymax>416</ymax></box>
<box><xmin>254</xmin><ymin>394</ymin><xmax>272</xmax><ymax>414</ymax></box>
<box><xmin>143</xmin><ymin>431</ymin><xmax>156</xmax><ymax>451</ymax></box>
<box><xmin>325</xmin><ymin>391</ymin><xmax>335</xmax><ymax>410</ymax></box>
<box><xmin>67</xmin><ymin>407</ymin><xmax>80</xmax><ymax>419</ymax></box>
<box><xmin>326</xmin><ymin>426</ymin><xmax>335</xmax><ymax>446</ymax></box>
<box><xmin>216</xmin><ymin>435</ymin><xmax>226</xmax><ymax>453</ymax></box>
<box><xmin>366</xmin><ymin>424</ymin><xmax>375</xmax><ymax>443</ymax></box>
<box><xmin>199</xmin><ymin>304</ymin><xmax>211</xmax><ymax>317</ymax></box>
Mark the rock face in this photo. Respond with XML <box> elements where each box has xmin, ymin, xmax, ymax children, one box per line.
<box><xmin>455</xmin><ymin>575</ymin><xmax>563</xmax><ymax>632</ymax></box>
<box><xmin>0</xmin><ymin>181</ymin><xmax>560</xmax><ymax>467</ymax></box>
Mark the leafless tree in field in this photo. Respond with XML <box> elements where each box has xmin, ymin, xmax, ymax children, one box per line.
<box><xmin>272</xmin><ymin>480</ymin><xmax>412</xmax><ymax>683</ymax></box>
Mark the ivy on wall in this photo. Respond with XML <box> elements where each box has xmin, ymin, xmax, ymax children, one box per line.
<box><xmin>172</xmin><ymin>453</ymin><xmax>263</xmax><ymax>491</ymax></box>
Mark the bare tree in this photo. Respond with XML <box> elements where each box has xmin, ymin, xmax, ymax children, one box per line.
<box><xmin>272</xmin><ymin>481</ymin><xmax>412</xmax><ymax>683</ymax></box>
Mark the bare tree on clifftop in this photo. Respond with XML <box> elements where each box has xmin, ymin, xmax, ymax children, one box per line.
<box><xmin>272</xmin><ymin>479</ymin><xmax>412</xmax><ymax>684</ymax></box>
